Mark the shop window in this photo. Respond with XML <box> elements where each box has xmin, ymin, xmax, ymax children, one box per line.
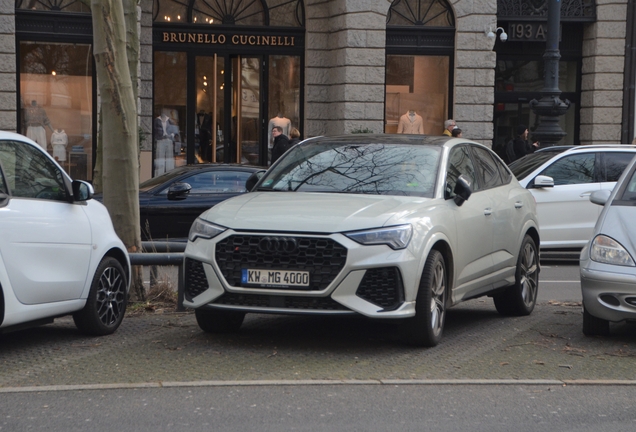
<box><xmin>496</xmin><ymin>60</ymin><xmax>578</xmax><ymax>93</ymax></box>
<box><xmin>154</xmin><ymin>51</ymin><xmax>187</xmax><ymax>176</ymax></box>
<box><xmin>153</xmin><ymin>0</ymin><xmax>304</xmax><ymax>26</ymax></box>
<box><xmin>385</xmin><ymin>0</ymin><xmax>455</xmax><ymax>135</ymax></box>
<box><xmin>268</xmin><ymin>55</ymin><xmax>301</xmax><ymax>156</ymax></box>
<box><xmin>385</xmin><ymin>55</ymin><xmax>450</xmax><ymax>135</ymax></box>
<box><xmin>19</xmin><ymin>41</ymin><xmax>93</xmax><ymax>181</ymax></box>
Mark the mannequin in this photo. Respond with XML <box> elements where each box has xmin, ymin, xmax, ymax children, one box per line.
<box><xmin>267</xmin><ymin>114</ymin><xmax>292</xmax><ymax>148</ymax></box>
<box><xmin>24</xmin><ymin>100</ymin><xmax>53</xmax><ymax>149</ymax></box>
<box><xmin>50</xmin><ymin>129</ymin><xmax>68</xmax><ymax>161</ymax></box>
<box><xmin>397</xmin><ymin>110</ymin><xmax>424</xmax><ymax>134</ymax></box>
<box><xmin>154</xmin><ymin>114</ymin><xmax>176</xmax><ymax>175</ymax></box>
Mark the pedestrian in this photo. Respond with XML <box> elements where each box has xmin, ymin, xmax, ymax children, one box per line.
<box><xmin>443</xmin><ymin>119</ymin><xmax>456</xmax><ymax>136</ymax></box>
<box><xmin>505</xmin><ymin>124</ymin><xmax>539</xmax><ymax>164</ymax></box>
<box><xmin>632</xmin><ymin>136</ymin><xmax>636</xmax><ymax>144</ymax></box>
<box><xmin>451</xmin><ymin>127</ymin><xmax>462</xmax><ymax>138</ymax></box>
<box><xmin>271</xmin><ymin>125</ymin><xmax>291</xmax><ymax>164</ymax></box>
<box><xmin>289</xmin><ymin>127</ymin><xmax>301</xmax><ymax>146</ymax></box>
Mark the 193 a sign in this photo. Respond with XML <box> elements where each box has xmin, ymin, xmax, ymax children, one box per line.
<box><xmin>507</xmin><ymin>23</ymin><xmax>561</xmax><ymax>42</ymax></box>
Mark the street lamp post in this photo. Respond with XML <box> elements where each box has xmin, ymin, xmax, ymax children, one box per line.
<box><xmin>529</xmin><ymin>0</ymin><xmax>571</xmax><ymax>147</ymax></box>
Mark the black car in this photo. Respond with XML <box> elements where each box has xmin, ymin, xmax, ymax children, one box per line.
<box><xmin>98</xmin><ymin>164</ymin><xmax>265</xmax><ymax>241</ymax></box>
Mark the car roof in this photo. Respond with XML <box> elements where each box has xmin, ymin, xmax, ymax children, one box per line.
<box><xmin>168</xmin><ymin>163</ymin><xmax>262</xmax><ymax>173</ymax></box>
<box><xmin>0</xmin><ymin>130</ymin><xmax>37</xmax><ymax>142</ymax></box>
<box><xmin>561</xmin><ymin>144</ymin><xmax>636</xmax><ymax>153</ymax></box>
<box><xmin>301</xmin><ymin>134</ymin><xmax>479</xmax><ymax>147</ymax></box>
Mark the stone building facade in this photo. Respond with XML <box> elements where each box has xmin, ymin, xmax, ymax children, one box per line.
<box><xmin>3</xmin><ymin>0</ymin><xmax>636</xmax><ymax>183</ymax></box>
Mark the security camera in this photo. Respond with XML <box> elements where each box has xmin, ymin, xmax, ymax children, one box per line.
<box><xmin>499</xmin><ymin>31</ymin><xmax>508</xmax><ymax>42</ymax></box>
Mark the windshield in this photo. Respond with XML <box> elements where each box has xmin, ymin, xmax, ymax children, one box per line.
<box><xmin>258</xmin><ymin>141</ymin><xmax>441</xmax><ymax>197</ymax></box>
<box><xmin>509</xmin><ymin>151</ymin><xmax>562</xmax><ymax>180</ymax></box>
<box><xmin>618</xmin><ymin>168</ymin><xmax>636</xmax><ymax>201</ymax></box>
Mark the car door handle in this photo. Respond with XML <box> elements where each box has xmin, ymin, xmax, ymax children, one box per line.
<box><xmin>515</xmin><ymin>201</ymin><xmax>523</xmax><ymax>209</ymax></box>
<box><xmin>580</xmin><ymin>191</ymin><xmax>593</xmax><ymax>197</ymax></box>
<box><xmin>484</xmin><ymin>208</ymin><xmax>493</xmax><ymax>216</ymax></box>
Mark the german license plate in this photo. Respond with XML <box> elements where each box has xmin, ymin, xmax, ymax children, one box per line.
<box><xmin>241</xmin><ymin>269</ymin><xmax>310</xmax><ymax>288</ymax></box>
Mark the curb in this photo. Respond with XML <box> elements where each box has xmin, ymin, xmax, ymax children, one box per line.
<box><xmin>3</xmin><ymin>379</ymin><xmax>636</xmax><ymax>393</ymax></box>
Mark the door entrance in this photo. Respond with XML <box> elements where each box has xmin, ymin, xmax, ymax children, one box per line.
<box><xmin>195</xmin><ymin>55</ymin><xmax>262</xmax><ymax>165</ymax></box>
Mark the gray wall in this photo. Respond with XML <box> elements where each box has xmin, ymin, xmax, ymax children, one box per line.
<box><xmin>0</xmin><ymin>3</ymin><xmax>16</xmax><ymax>132</ymax></box>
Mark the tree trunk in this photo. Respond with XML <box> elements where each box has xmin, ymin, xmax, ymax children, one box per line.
<box><xmin>91</xmin><ymin>0</ymin><xmax>144</xmax><ymax>299</ymax></box>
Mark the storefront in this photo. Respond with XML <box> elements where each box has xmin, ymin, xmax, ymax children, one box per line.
<box><xmin>6</xmin><ymin>0</ymin><xmax>633</xmax><ymax>186</ymax></box>
<box><xmin>151</xmin><ymin>1</ymin><xmax>304</xmax><ymax>172</ymax></box>
<box><xmin>493</xmin><ymin>1</ymin><xmax>596</xmax><ymax>148</ymax></box>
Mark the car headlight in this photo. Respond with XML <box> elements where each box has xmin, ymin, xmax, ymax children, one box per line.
<box><xmin>590</xmin><ymin>235</ymin><xmax>635</xmax><ymax>267</ymax></box>
<box><xmin>344</xmin><ymin>224</ymin><xmax>412</xmax><ymax>250</ymax></box>
<box><xmin>188</xmin><ymin>218</ymin><xmax>226</xmax><ymax>242</ymax></box>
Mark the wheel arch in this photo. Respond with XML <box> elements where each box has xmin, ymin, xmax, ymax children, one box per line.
<box><xmin>430</xmin><ymin>239</ymin><xmax>454</xmax><ymax>296</ymax></box>
<box><xmin>104</xmin><ymin>247</ymin><xmax>131</xmax><ymax>288</ymax></box>
<box><xmin>525</xmin><ymin>226</ymin><xmax>540</xmax><ymax>254</ymax></box>
<box><xmin>0</xmin><ymin>283</ymin><xmax>4</xmax><ymax>326</ymax></box>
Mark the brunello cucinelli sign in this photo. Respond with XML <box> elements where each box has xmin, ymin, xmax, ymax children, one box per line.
<box><xmin>161</xmin><ymin>31</ymin><xmax>296</xmax><ymax>47</ymax></box>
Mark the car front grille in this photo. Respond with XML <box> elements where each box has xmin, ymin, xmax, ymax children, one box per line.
<box><xmin>212</xmin><ymin>292</ymin><xmax>350</xmax><ymax>311</ymax></box>
<box><xmin>355</xmin><ymin>267</ymin><xmax>404</xmax><ymax>310</ymax></box>
<box><xmin>184</xmin><ymin>258</ymin><xmax>209</xmax><ymax>301</ymax></box>
<box><xmin>215</xmin><ymin>235</ymin><xmax>348</xmax><ymax>291</ymax></box>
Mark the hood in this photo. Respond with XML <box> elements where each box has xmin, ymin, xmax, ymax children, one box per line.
<box><xmin>199</xmin><ymin>192</ymin><xmax>432</xmax><ymax>232</ymax></box>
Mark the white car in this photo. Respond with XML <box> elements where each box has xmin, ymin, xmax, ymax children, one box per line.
<box><xmin>183</xmin><ymin>135</ymin><xmax>540</xmax><ymax>347</ymax></box>
<box><xmin>0</xmin><ymin>131</ymin><xmax>130</xmax><ymax>335</ymax></box>
<box><xmin>509</xmin><ymin>145</ymin><xmax>636</xmax><ymax>251</ymax></box>
<box><xmin>580</xmin><ymin>155</ymin><xmax>636</xmax><ymax>336</ymax></box>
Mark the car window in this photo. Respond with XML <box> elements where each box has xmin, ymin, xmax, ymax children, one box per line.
<box><xmin>603</xmin><ymin>152</ymin><xmax>636</xmax><ymax>182</ymax></box>
<box><xmin>446</xmin><ymin>145</ymin><xmax>478</xmax><ymax>197</ymax></box>
<box><xmin>492</xmin><ymin>151</ymin><xmax>512</xmax><ymax>184</ymax></box>
<box><xmin>539</xmin><ymin>153</ymin><xmax>595</xmax><ymax>185</ymax></box>
<box><xmin>471</xmin><ymin>145</ymin><xmax>502</xmax><ymax>190</ymax></box>
<box><xmin>509</xmin><ymin>151</ymin><xmax>563</xmax><ymax>180</ymax></box>
<box><xmin>0</xmin><ymin>140</ymin><xmax>67</xmax><ymax>201</ymax></box>
<box><xmin>178</xmin><ymin>170</ymin><xmax>252</xmax><ymax>194</ymax></box>
<box><xmin>619</xmin><ymin>169</ymin><xmax>636</xmax><ymax>201</ymax></box>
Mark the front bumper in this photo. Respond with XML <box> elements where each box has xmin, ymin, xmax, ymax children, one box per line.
<box><xmin>580</xmin><ymin>253</ymin><xmax>636</xmax><ymax>323</ymax></box>
<box><xmin>183</xmin><ymin>230</ymin><xmax>423</xmax><ymax>318</ymax></box>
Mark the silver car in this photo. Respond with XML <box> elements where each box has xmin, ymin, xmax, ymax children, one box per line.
<box><xmin>183</xmin><ymin>135</ymin><xmax>540</xmax><ymax>347</ymax></box>
<box><xmin>580</xmin><ymin>154</ymin><xmax>636</xmax><ymax>335</ymax></box>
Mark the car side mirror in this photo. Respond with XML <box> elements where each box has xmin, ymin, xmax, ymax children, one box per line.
<box><xmin>453</xmin><ymin>175</ymin><xmax>472</xmax><ymax>206</ymax></box>
<box><xmin>589</xmin><ymin>189</ymin><xmax>611</xmax><ymax>206</ymax></box>
<box><xmin>532</xmin><ymin>175</ymin><xmax>554</xmax><ymax>188</ymax></box>
<box><xmin>167</xmin><ymin>182</ymin><xmax>192</xmax><ymax>200</ymax></box>
<box><xmin>72</xmin><ymin>180</ymin><xmax>93</xmax><ymax>202</ymax></box>
<box><xmin>245</xmin><ymin>170</ymin><xmax>266</xmax><ymax>191</ymax></box>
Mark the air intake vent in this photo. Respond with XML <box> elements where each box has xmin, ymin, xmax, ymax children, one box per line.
<box><xmin>356</xmin><ymin>267</ymin><xmax>404</xmax><ymax>310</ymax></box>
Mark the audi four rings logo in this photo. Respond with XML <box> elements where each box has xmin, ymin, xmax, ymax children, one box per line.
<box><xmin>258</xmin><ymin>237</ymin><xmax>299</xmax><ymax>253</ymax></box>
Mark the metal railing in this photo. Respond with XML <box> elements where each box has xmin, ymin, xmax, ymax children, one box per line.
<box><xmin>129</xmin><ymin>241</ymin><xmax>186</xmax><ymax>310</ymax></box>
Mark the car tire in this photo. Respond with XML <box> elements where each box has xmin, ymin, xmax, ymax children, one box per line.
<box><xmin>494</xmin><ymin>235</ymin><xmax>539</xmax><ymax>316</ymax></box>
<box><xmin>73</xmin><ymin>256</ymin><xmax>128</xmax><ymax>336</ymax></box>
<box><xmin>403</xmin><ymin>250</ymin><xmax>447</xmax><ymax>347</ymax></box>
<box><xmin>195</xmin><ymin>308</ymin><xmax>245</xmax><ymax>333</ymax></box>
<box><xmin>582</xmin><ymin>305</ymin><xmax>610</xmax><ymax>336</ymax></box>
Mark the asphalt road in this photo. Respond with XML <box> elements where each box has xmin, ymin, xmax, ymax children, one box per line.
<box><xmin>1</xmin><ymin>384</ymin><xmax>636</xmax><ymax>432</ymax></box>
<box><xmin>537</xmin><ymin>260</ymin><xmax>581</xmax><ymax>302</ymax></box>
